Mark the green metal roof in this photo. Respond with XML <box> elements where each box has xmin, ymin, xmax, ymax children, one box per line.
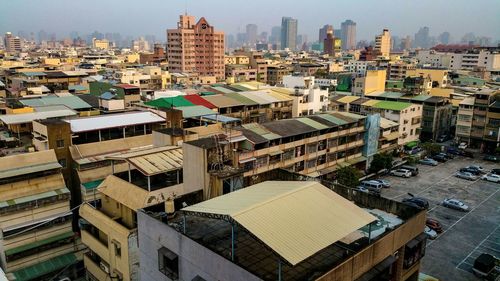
<box><xmin>211</xmin><ymin>86</ymin><xmax>235</xmax><ymax>94</ymax></box>
<box><xmin>6</xmin><ymin>231</ymin><xmax>74</xmax><ymax>256</ymax></box>
<box><xmin>200</xmin><ymin>91</ymin><xmax>216</xmax><ymax>96</ymax></box>
<box><xmin>316</xmin><ymin>114</ymin><xmax>348</xmax><ymax>125</ymax></box>
<box><xmin>82</xmin><ymin>179</ymin><xmax>104</xmax><ymax>190</ymax></box>
<box><xmin>372</xmin><ymin>101</ymin><xmax>412</xmax><ymax>111</ymax></box>
<box><xmin>225</xmin><ymin>93</ymin><xmax>259</xmax><ymax>106</ymax></box>
<box><xmin>177</xmin><ymin>105</ymin><xmax>216</xmax><ymax>119</ymax></box>
<box><xmin>378</xmin><ymin>92</ymin><xmax>404</xmax><ymax>98</ymax></box>
<box><xmin>296</xmin><ymin>118</ymin><xmax>329</xmax><ymax>130</ymax></box>
<box><xmin>144</xmin><ymin>96</ymin><xmax>194</xmax><ymax>108</ymax></box>
<box><xmin>406</xmin><ymin>95</ymin><xmax>432</xmax><ymax>101</ymax></box>
<box><xmin>0</xmin><ymin>187</ymin><xmax>69</xmax><ymax>208</ymax></box>
<box><xmin>20</xmin><ymin>96</ymin><xmax>92</xmax><ymax>110</ymax></box>
<box><xmin>12</xmin><ymin>252</ymin><xmax>77</xmax><ymax>281</ymax></box>
<box><xmin>0</xmin><ymin>162</ymin><xmax>62</xmax><ymax>180</ymax></box>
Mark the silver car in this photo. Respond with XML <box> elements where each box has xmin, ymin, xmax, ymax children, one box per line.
<box><xmin>455</xmin><ymin>171</ymin><xmax>478</xmax><ymax>181</ymax></box>
<box><xmin>390</xmin><ymin>169</ymin><xmax>412</xmax><ymax>178</ymax></box>
<box><xmin>442</xmin><ymin>198</ymin><xmax>469</xmax><ymax>211</ymax></box>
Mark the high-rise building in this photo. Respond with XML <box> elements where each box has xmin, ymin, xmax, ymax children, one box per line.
<box><xmin>166</xmin><ymin>14</ymin><xmax>225</xmax><ymax>80</ymax></box>
<box><xmin>340</xmin><ymin>19</ymin><xmax>356</xmax><ymax>50</ymax></box>
<box><xmin>414</xmin><ymin>26</ymin><xmax>430</xmax><ymax>48</ymax></box>
<box><xmin>374</xmin><ymin>29</ymin><xmax>391</xmax><ymax>57</ymax></box>
<box><xmin>323</xmin><ymin>30</ymin><xmax>335</xmax><ymax>56</ymax></box>
<box><xmin>4</xmin><ymin>32</ymin><xmax>22</xmax><ymax>52</ymax></box>
<box><xmin>269</xmin><ymin>26</ymin><xmax>281</xmax><ymax>44</ymax></box>
<box><xmin>281</xmin><ymin>17</ymin><xmax>298</xmax><ymax>51</ymax></box>
<box><xmin>318</xmin><ymin>24</ymin><xmax>333</xmax><ymax>43</ymax></box>
<box><xmin>438</xmin><ymin>32</ymin><xmax>451</xmax><ymax>45</ymax></box>
<box><xmin>246</xmin><ymin>24</ymin><xmax>258</xmax><ymax>45</ymax></box>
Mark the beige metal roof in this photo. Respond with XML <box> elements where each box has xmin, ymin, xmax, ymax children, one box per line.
<box><xmin>362</xmin><ymin>99</ymin><xmax>380</xmax><ymax>107</ymax></box>
<box><xmin>106</xmin><ymin>146</ymin><xmax>182</xmax><ymax>176</ymax></box>
<box><xmin>338</xmin><ymin>95</ymin><xmax>360</xmax><ymax>104</ymax></box>
<box><xmin>380</xmin><ymin>117</ymin><xmax>399</xmax><ymax>129</ymax></box>
<box><xmin>182</xmin><ymin>181</ymin><xmax>376</xmax><ymax>265</ymax></box>
<box><xmin>0</xmin><ymin>150</ymin><xmax>61</xmax><ymax>179</ymax></box>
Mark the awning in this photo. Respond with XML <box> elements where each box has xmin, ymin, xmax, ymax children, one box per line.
<box><xmin>269</xmin><ymin>150</ymin><xmax>283</xmax><ymax>156</ymax></box>
<box><xmin>383</xmin><ymin>132</ymin><xmax>399</xmax><ymax>141</ymax></box>
<box><xmin>82</xmin><ymin>179</ymin><xmax>104</xmax><ymax>190</ymax></box>
<box><xmin>346</xmin><ymin>156</ymin><xmax>367</xmax><ymax>165</ymax></box>
<box><xmin>12</xmin><ymin>253</ymin><xmax>78</xmax><ymax>281</ymax></box>
<box><xmin>239</xmin><ymin>157</ymin><xmax>256</xmax><ymax>164</ymax></box>
<box><xmin>405</xmin><ymin>141</ymin><xmax>419</xmax><ymax>148</ymax></box>
<box><xmin>227</xmin><ymin>135</ymin><xmax>247</xmax><ymax>143</ymax></box>
<box><xmin>5</xmin><ymin>231</ymin><xmax>74</xmax><ymax>256</ymax></box>
<box><xmin>406</xmin><ymin>233</ymin><xmax>427</xmax><ymax>249</ymax></box>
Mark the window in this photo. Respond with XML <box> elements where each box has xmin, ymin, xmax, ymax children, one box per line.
<box><xmin>112</xmin><ymin>240</ymin><xmax>121</xmax><ymax>257</ymax></box>
<box><xmin>58</xmin><ymin>159</ymin><xmax>67</xmax><ymax>168</ymax></box>
<box><xmin>158</xmin><ymin>247</ymin><xmax>179</xmax><ymax>280</ymax></box>
<box><xmin>56</xmin><ymin>139</ymin><xmax>65</xmax><ymax>148</ymax></box>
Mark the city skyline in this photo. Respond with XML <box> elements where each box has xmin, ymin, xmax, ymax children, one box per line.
<box><xmin>1</xmin><ymin>0</ymin><xmax>499</xmax><ymax>44</ymax></box>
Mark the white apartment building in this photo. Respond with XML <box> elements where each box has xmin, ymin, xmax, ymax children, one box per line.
<box><xmin>282</xmin><ymin>75</ymin><xmax>330</xmax><ymax>117</ymax></box>
<box><xmin>345</xmin><ymin>60</ymin><xmax>376</xmax><ymax>76</ymax></box>
<box><xmin>417</xmin><ymin>49</ymin><xmax>500</xmax><ymax>72</ymax></box>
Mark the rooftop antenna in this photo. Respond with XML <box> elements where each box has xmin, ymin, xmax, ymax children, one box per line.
<box><xmin>184</xmin><ymin>0</ymin><xmax>188</xmax><ymax>15</ymax></box>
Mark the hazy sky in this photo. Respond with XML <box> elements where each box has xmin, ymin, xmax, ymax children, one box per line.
<box><xmin>1</xmin><ymin>0</ymin><xmax>499</xmax><ymax>42</ymax></box>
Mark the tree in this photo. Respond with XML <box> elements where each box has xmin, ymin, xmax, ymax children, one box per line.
<box><xmin>369</xmin><ymin>153</ymin><xmax>393</xmax><ymax>173</ymax></box>
<box><xmin>336</xmin><ymin>166</ymin><xmax>362</xmax><ymax>188</ymax></box>
<box><xmin>421</xmin><ymin>142</ymin><xmax>441</xmax><ymax>156</ymax></box>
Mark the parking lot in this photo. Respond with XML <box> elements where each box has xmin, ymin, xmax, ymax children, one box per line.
<box><xmin>379</xmin><ymin>156</ymin><xmax>500</xmax><ymax>281</ymax></box>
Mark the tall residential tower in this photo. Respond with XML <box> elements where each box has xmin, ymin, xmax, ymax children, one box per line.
<box><xmin>281</xmin><ymin>17</ymin><xmax>298</xmax><ymax>51</ymax></box>
<box><xmin>375</xmin><ymin>29</ymin><xmax>391</xmax><ymax>57</ymax></box>
<box><xmin>166</xmin><ymin>14</ymin><xmax>225</xmax><ymax>80</ymax></box>
<box><xmin>340</xmin><ymin>20</ymin><xmax>356</xmax><ymax>50</ymax></box>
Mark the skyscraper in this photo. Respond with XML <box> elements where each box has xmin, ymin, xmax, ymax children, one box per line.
<box><xmin>4</xmin><ymin>32</ymin><xmax>22</xmax><ymax>52</ymax></box>
<box><xmin>438</xmin><ymin>32</ymin><xmax>451</xmax><ymax>44</ymax></box>
<box><xmin>246</xmin><ymin>24</ymin><xmax>258</xmax><ymax>45</ymax></box>
<box><xmin>166</xmin><ymin>14</ymin><xmax>225</xmax><ymax>80</ymax></box>
<box><xmin>374</xmin><ymin>29</ymin><xmax>391</xmax><ymax>57</ymax></box>
<box><xmin>269</xmin><ymin>26</ymin><xmax>281</xmax><ymax>44</ymax></box>
<box><xmin>340</xmin><ymin>20</ymin><xmax>356</xmax><ymax>50</ymax></box>
<box><xmin>281</xmin><ymin>17</ymin><xmax>298</xmax><ymax>51</ymax></box>
<box><xmin>414</xmin><ymin>26</ymin><xmax>430</xmax><ymax>48</ymax></box>
<box><xmin>319</xmin><ymin>24</ymin><xmax>333</xmax><ymax>43</ymax></box>
<box><xmin>323</xmin><ymin>30</ymin><xmax>335</xmax><ymax>56</ymax></box>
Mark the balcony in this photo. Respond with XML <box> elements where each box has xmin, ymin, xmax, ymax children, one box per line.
<box><xmin>84</xmin><ymin>254</ymin><xmax>109</xmax><ymax>281</ymax></box>
<box><xmin>81</xmin><ymin>230</ymin><xmax>109</xmax><ymax>263</ymax></box>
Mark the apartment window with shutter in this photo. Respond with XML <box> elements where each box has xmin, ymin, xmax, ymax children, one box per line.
<box><xmin>158</xmin><ymin>247</ymin><xmax>179</xmax><ymax>280</ymax></box>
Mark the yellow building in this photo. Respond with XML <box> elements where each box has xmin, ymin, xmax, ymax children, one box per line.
<box><xmin>92</xmin><ymin>38</ymin><xmax>110</xmax><ymax>50</ymax></box>
<box><xmin>224</xmin><ymin>55</ymin><xmax>250</xmax><ymax>65</ymax></box>
<box><xmin>80</xmin><ymin>146</ymin><xmax>186</xmax><ymax>281</ymax></box>
<box><xmin>406</xmin><ymin>68</ymin><xmax>448</xmax><ymax>88</ymax></box>
<box><xmin>0</xmin><ymin>150</ymin><xmax>83</xmax><ymax>281</ymax></box>
<box><xmin>375</xmin><ymin>29</ymin><xmax>391</xmax><ymax>57</ymax></box>
<box><xmin>353</xmin><ymin>69</ymin><xmax>386</xmax><ymax>96</ymax></box>
<box><xmin>42</xmin><ymin>58</ymin><xmax>61</xmax><ymax>66</ymax></box>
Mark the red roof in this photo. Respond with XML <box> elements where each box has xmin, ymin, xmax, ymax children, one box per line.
<box><xmin>114</xmin><ymin>84</ymin><xmax>139</xmax><ymax>89</ymax></box>
<box><xmin>183</xmin><ymin>94</ymin><xmax>217</xmax><ymax>109</ymax></box>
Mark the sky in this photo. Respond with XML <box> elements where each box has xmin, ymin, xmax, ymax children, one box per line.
<box><xmin>1</xmin><ymin>0</ymin><xmax>499</xmax><ymax>42</ymax></box>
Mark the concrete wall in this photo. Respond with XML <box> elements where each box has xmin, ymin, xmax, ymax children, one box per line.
<box><xmin>137</xmin><ymin>211</ymin><xmax>261</xmax><ymax>281</ymax></box>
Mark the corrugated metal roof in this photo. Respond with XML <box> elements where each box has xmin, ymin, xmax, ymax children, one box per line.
<box><xmin>262</xmin><ymin>119</ymin><xmax>317</xmax><ymax>137</ymax></box>
<box><xmin>242</xmin><ymin>123</ymin><xmax>281</xmax><ymax>140</ymax></box>
<box><xmin>316</xmin><ymin>114</ymin><xmax>348</xmax><ymax>125</ymax></box>
<box><xmin>183</xmin><ymin>95</ymin><xmax>217</xmax><ymax>109</ymax></box>
<box><xmin>296</xmin><ymin>118</ymin><xmax>329</xmax><ymax>130</ymax></box>
<box><xmin>211</xmin><ymin>86</ymin><xmax>235</xmax><ymax>94</ymax></box>
<box><xmin>202</xmin><ymin>95</ymin><xmax>242</xmax><ymax>108</ymax></box>
<box><xmin>380</xmin><ymin>117</ymin><xmax>399</xmax><ymax>129</ymax></box>
<box><xmin>144</xmin><ymin>96</ymin><xmax>194</xmax><ymax>108</ymax></box>
<box><xmin>237</xmin><ymin>91</ymin><xmax>273</xmax><ymax>105</ymax></box>
<box><xmin>362</xmin><ymin>99</ymin><xmax>380</xmax><ymax>107</ymax></box>
<box><xmin>0</xmin><ymin>108</ymin><xmax>77</xmax><ymax>125</ymax></box>
<box><xmin>177</xmin><ymin>105</ymin><xmax>216</xmax><ymax>119</ymax></box>
<box><xmin>20</xmin><ymin>96</ymin><xmax>92</xmax><ymax>110</ymax></box>
<box><xmin>225</xmin><ymin>92</ymin><xmax>259</xmax><ymax>106</ymax></box>
<box><xmin>335</xmin><ymin>112</ymin><xmax>366</xmax><ymax>121</ymax></box>
<box><xmin>338</xmin><ymin>95</ymin><xmax>360</xmax><ymax>104</ymax></box>
<box><xmin>106</xmin><ymin>146</ymin><xmax>183</xmax><ymax>176</ymax></box>
<box><xmin>202</xmin><ymin>114</ymin><xmax>240</xmax><ymax>124</ymax></box>
<box><xmin>182</xmin><ymin>181</ymin><xmax>376</xmax><ymax>266</ymax></box>
<box><xmin>372</xmin><ymin>101</ymin><xmax>412</xmax><ymax>111</ymax></box>
<box><xmin>65</xmin><ymin>111</ymin><xmax>164</xmax><ymax>133</ymax></box>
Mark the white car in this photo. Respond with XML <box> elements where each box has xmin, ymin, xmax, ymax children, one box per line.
<box><xmin>458</xmin><ymin>142</ymin><xmax>468</xmax><ymax>149</ymax></box>
<box><xmin>424</xmin><ymin>226</ymin><xmax>438</xmax><ymax>239</ymax></box>
<box><xmin>390</xmin><ymin>169</ymin><xmax>412</xmax><ymax>178</ymax></box>
<box><xmin>466</xmin><ymin>165</ymin><xmax>484</xmax><ymax>172</ymax></box>
<box><xmin>442</xmin><ymin>198</ymin><xmax>469</xmax><ymax>211</ymax></box>
<box><xmin>481</xmin><ymin>173</ymin><xmax>500</xmax><ymax>183</ymax></box>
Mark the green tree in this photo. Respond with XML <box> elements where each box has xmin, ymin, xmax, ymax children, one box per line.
<box><xmin>421</xmin><ymin>142</ymin><xmax>441</xmax><ymax>156</ymax></box>
<box><xmin>336</xmin><ymin>166</ymin><xmax>362</xmax><ymax>188</ymax></box>
<box><xmin>369</xmin><ymin>153</ymin><xmax>393</xmax><ymax>173</ymax></box>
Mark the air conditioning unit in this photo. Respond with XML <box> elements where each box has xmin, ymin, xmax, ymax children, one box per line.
<box><xmin>100</xmin><ymin>262</ymin><xmax>110</xmax><ymax>274</ymax></box>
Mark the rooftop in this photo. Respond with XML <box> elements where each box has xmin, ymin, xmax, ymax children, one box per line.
<box><xmin>20</xmin><ymin>95</ymin><xmax>92</xmax><ymax>110</ymax></box>
<box><xmin>65</xmin><ymin>111</ymin><xmax>164</xmax><ymax>133</ymax></box>
<box><xmin>372</xmin><ymin>100</ymin><xmax>412</xmax><ymax>111</ymax></box>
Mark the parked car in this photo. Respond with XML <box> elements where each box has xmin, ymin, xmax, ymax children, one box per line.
<box><xmin>459</xmin><ymin>150</ymin><xmax>474</xmax><ymax>158</ymax></box>
<box><xmin>355</xmin><ymin>186</ymin><xmax>381</xmax><ymax>197</ymax></box>
<box><xmin>442</xmin><ymin>198</ymin><xmax>469</xmax><ymax>211</ymax></box>
<box><xmin>460</xmin><ymin>167</ymin><xmax>482</xmax><ymax>176</ymax></box>
<box><xmin>458</xmin><ymin>142</ymin><xmax>468</xmax><ymax>149</ymax></box>
<box><xmin>466</xmin><ymin>165</ymin><xmax>485</xmax><ymax>173</ymax></box>
<box><xmin>455</xmin><ymin>171</ymin><xmax>478</xmax><ymax>181</ymax></box>
<box><xmin>426</xmin><ymin>218</ymin><xmax>443</xmax><ymax>233</ymax></box>
<box><xmin>447</xmin><ymin>147</ymin><xmax>461</xmax><ymax>155</ymax></box>
<box><xmin>424</xmin><ymin>226</ymin><xmax>438</xmax><ymax>239</ymax></box>
<box><xmin>432</xmin><ymin>154</ymin><xmax>448</xmax><ymax>162</ymax></box>
<box><xmin>483</xmin><ymin>155</ymin><xmax>500</xmax><ymax>163</ymax></box>
<box><xmin>436</xmin><ymin>135</ymin><xmax>449</xmax><ymax>143</ymax></box>
<box><xmin>472</xmin><ymin>253</ymin><xmax>500</xmax><ymax>279</ymax></box>
<box><xmin>401</xmin><ymin>165</ymin><xmax>419</xmax><ymax>176</ymax></box>
<box><xmin>402</xmin><ymin>194</ymin><xmax>429</xmax><ymax>209</ymax></box>
<box><xmin>419</xmin><ymin>158</ymin><xmax>438</xmax><ymax>166</ymax></box>
<box><xmin>372</xmin><ymin>179</ymin><xmax>391</xmax><ymax>188</ymax></box>
<box><xmin>359</xmin><ymin>180</ymin><xmax>384</xmax><ymax>193</ymax></box>
<box><xmin>492</xmin><ymin>169</ymin><xmax>500</xmax><ymax>175</ymax></box>
<box><xmin>390</xmin><ymin>169</ymin><xmax>412</xmax><ymax>178</ymax></box>
<box><xmin>438</xmin><ymin>152</ymin><xmax>455</xmax><ymax>159</ymax></box>
<box><xmin>481</xmin><ymin>173</ymin><xmax>500</xmax><ymax>183</ymax></box>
